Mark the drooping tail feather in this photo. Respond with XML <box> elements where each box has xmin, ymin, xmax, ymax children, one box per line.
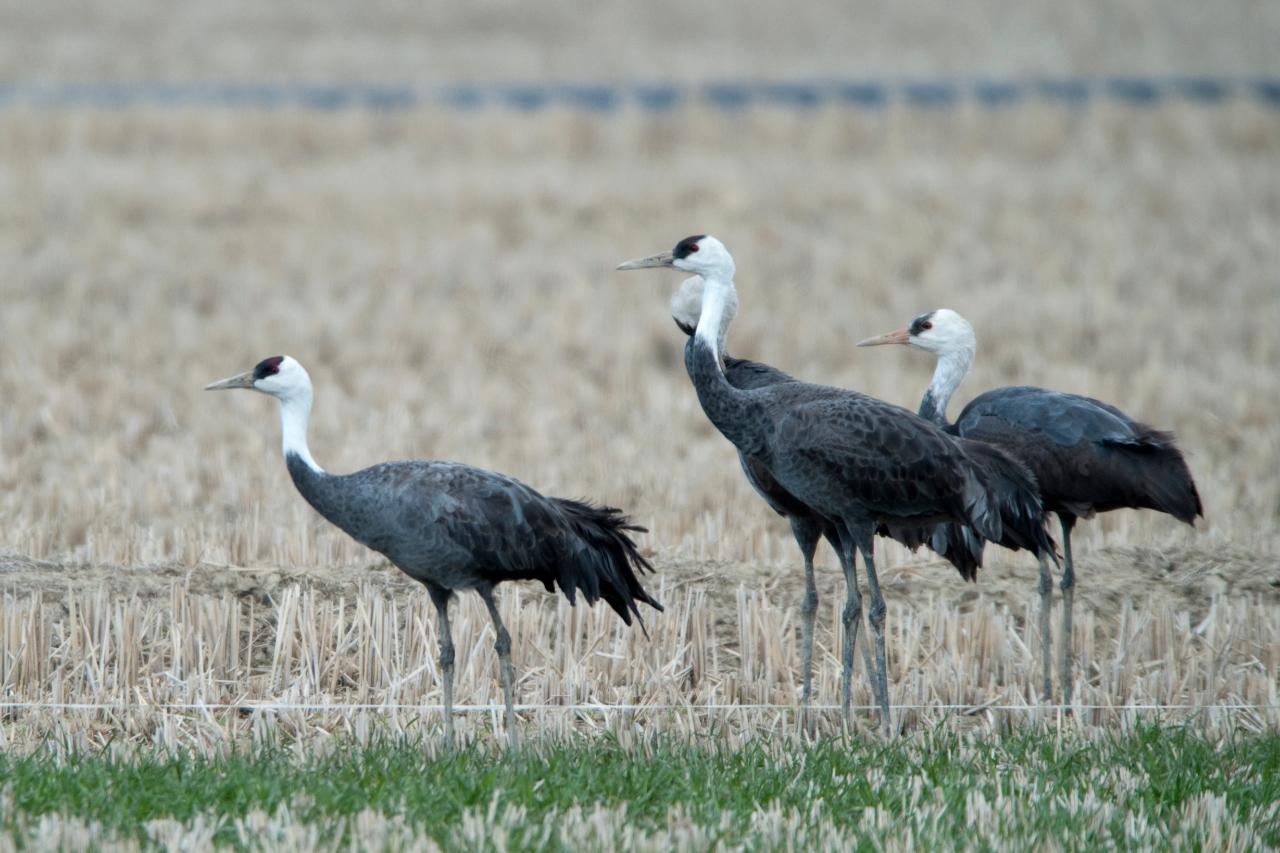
<box><xmin>878</xmin><ymin>438</ymin><xmax>1054</xmax><ymax>583</ymax></box>
<box><xmin>1100</xmin><ymin>427</ymin><xmax>1203</xmax><ymax>524</ymax></box>
<box><xmin>551</xmin><ymin>498</ymin><xmax>664</xmax><ymax>632</ymax></box>
<box><xmin>958</xmin><ymin>439</ymin><xmax>1058</xmax><ymax>559</ymax></box>
<box><xmin>878</xmin><ymin>521</ymin><xmax>983</xmax><ymax>582</ymax></box>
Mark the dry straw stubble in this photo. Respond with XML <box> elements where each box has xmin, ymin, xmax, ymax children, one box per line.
<box><xmin>1</xmin><ymin>99</ymin><xmax>1278</xmax><ymax>744</ymax></box>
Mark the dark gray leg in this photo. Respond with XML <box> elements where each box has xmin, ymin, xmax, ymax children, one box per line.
<box><xmin>791</xmin><ymin>518</ymin><xmax>821</xmax><ymax>711</ymax></box>
<box><xmin>837</xmin><ymin>537</ymin><xmax>864</xmax><ymax>727</ymax></box>
<box><xmin>427</xmin><ymin>585</ymin><xmax>456</xmax><ymax>743</ymax></box>
<box><xmin>855</xmin><ymin>529</ymin><xmax>891</xmax><ymax>736</ymax></box>
<box><xmin>478</xmin><ymin>585</ymin><xmax>518</xmax><ymax>744</ymax></box>
<box><xmin>833</xmin><ymin>538</ymin><xmax>878</xmax><ymax>713</ymax></box>
<box><xmin>1037</xmin><ymin>551</ymin><xmax>1054</xmax><ymax>702</ymax></box>
<box><xmin>1059</xmin><ymin>515</ymin><xmax>1077</xmax><ymax>706</ymax></box>
<box><xmin>801</xmin><ymin>555</ymin><xmax>819</xmax><ymax>703</ymax></box>
<box><xmin>857</xmin><ymin>598</ymin><xmax>877</xmax><ymax>705</ymax></box>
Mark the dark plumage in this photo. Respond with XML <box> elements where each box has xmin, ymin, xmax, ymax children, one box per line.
<box><xmin>285</xmin><ymin>457</ymin><xmax>659</xmax><ymax>625</ymax></box>
<box><xmin>696</xmin><ymin>353</ymin><xmax>1036</xmax><ymax>550</ymax></box>
<box><xmin>684</xmin><ymin>318</ymin><xmax>1045</xmax><ymax>732</ymax></box>
<box><xmin>949</xmin><ymin>387</ymin><xmax>1202</xmax><ymax>524</ymax></box>
<box><xmin>951</xmin><ymin>386</ymin><xmax>1200</xmax><ymax>702</ymax></box>
<box><xmin>683</xmin><ymin>327</ymin><xmax>986</xmax><ymax>582</ymax></box>
<box><xmin>208</xmin><ymin>355</ymin><xmax>660</xmax><ymax>741</ymax></box>
<box><xmin>859</xmin><ymin>308</ymin><xmax>1202</xmax><ymax>702</ymax></box>
<box><xmin>674</xmin><ymin>280</ymin><xmax>1055</xmax><ymax>577</ymax></box>
<box><xmin>620</xmin><ymin>242</ymin><xmax>1052</xmax><ymax>733</ymax></box>
<box><xmin>702</xmin><ymin>345</ymin><xmax>977</xmax><ymax>709</ymax></box>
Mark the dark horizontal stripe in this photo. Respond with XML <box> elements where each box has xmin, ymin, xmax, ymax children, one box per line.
<box><xmin>0</xmin><ymin>78</ymin><xmax>1274</xmax><ymax>112</ymax></box>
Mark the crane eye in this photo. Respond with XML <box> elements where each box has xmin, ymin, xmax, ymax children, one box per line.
<box><xmin>253</xmin><ymin>356</ymin><xmax>284</xmax><ymax>380</ymax></box>
<box><xmin>672</xmin><ymin>235</ymin><xmax>706</xmax><ymax>260</ymax></box>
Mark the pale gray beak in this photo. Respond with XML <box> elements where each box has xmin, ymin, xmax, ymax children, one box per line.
<box><xmin>856</xmin><ymin>328</ymin><xmax>911</xmax><ymax>347</ymax></box>
<box><xmin>617</xmin><ymin>251</ymin><xmax>675</xmax><ymax>271</ymax></box>
<box><xmin>204</xmin><ymin>370</ymin><xmax>256</xmax><ymax>391</ymax></box>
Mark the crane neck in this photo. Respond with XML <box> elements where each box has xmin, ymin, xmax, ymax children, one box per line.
<box><xmin>278</xmin><ymin>389</ymin><xmax>324</xmax><ymax>474</ymax></box>
<box><xmin>693</xmin><ymin>273</ymin><xmax>739</xmax><ymax>365</ymax></box>
<box><xmin>685</xmin><ymin>275</ymin><xmax>767</xmax><ymax>457</ymax></box>
<box><xmin>918</xmin><ymin>346</ymin><xmax>972</xmax><ymax>428</ymax></box>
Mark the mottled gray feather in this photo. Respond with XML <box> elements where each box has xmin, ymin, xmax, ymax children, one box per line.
<box><xmin>285</xmin><ymin>454</ymin><xmax>661</xmax><ymax>625</ymax></box>
<box><xmin>684</xmin><ymin>336</ymin><xmax>1050</xmax><ymax>580</ymax></box>
<box><xmin>718</xmin><ymin>353</ymin><xmax>983</xmax><ymax>578</ymax></box>
<box><xmin>950</xmin><ymin>385</ymin><xmax>1202</xmax><ymax>523</ymax></box>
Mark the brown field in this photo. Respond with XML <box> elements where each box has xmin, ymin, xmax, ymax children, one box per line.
<box><xmin>1</xmin><ymin>0</ymin><xmax>1279</xmax><ymax>750</ymax></box>
<box><xmin>2</xmin><ymin>97</ymin><xmax>1277</xmax><ymax>746</ymax></box>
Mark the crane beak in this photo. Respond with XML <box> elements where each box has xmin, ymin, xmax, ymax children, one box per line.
<box><xmin>856</xmin><ymin>328</ymin><xmax>911</xmax><ymax>347</ymax></box>
<box><xmin>616</xmin><ymin>251</ymin><xmax>675</xmax><ymax>271</ymax></box>
<box><xmin>204</xmin><ymin>370</ymin><xmax>257</xmax><ymax>391</ymax></box>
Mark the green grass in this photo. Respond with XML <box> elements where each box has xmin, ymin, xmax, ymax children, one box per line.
<box><xmin>3</xmin><ymin>723</ymin><xmax>1278</xmax><ymax>850</ymax></box>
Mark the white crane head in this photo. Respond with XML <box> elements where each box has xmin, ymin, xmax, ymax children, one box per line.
<box><xmin>205</xmin><ymin>355</ymin><xmax>312</xmax><ymax>400</ymax></box>
<box><xmin>857</xmin><ymin>309</ymin><xmax>975</xmax><ymax>358</ymax></box>
<box><xmin>617</xmin><ymin>235</ymin><xmax>736</xmax><ymax>283</ymax></box>
<box><xmin>206</xmin><ymin>355</ymin><xmax>322</xmax><ymax>471</ymax></box>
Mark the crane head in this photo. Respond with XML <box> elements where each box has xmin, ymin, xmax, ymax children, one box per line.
<box><xmin>617</xmin><ymin>235</ymin><xmax>736</xmax><ymax>282</ymax></box>
<box><xmin>205</xmin><ymin>355</ymin><xmax>312</xmax><ymax>399</ymax></box>
<box><xmin>857</xmin><ymin>309</ymin><xmax>975</xmax><ymax>357</ymax></box>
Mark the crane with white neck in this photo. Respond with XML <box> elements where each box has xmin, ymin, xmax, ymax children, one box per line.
<box><xmin>206</xmin><ymin>355</ymin><xmax>662</xmax><ymax>742</ymax></box>
<box><xmin>859</xmin><ymin>308</ymin><xmax>1202</xmax><ymax>703</ymax></box>
<box><xmin>619</xmin><ymin>236</ymin><xmax>1052</xmax><ymax>732</ymax></box>
<box><xmin>666</xmin><ymin>274</ymin><xmax>999</xmax><ymax>716</ymax></box>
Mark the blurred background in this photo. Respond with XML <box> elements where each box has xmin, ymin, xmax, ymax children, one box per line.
<box><xmin>0</xmin><ymin>0</ymin><xmax>1276</xmax><ymax>587</ymax></box>
<box><xmin>1</xmin><ymin>1</ymin><xmax>1277</xmax><ymax>80</ymax></box>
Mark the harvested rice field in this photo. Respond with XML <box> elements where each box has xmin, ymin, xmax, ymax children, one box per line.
<box><xmin>2</xmin><ymin>0</ymin><xmax>1279</xmax><ymax>849</ymax></box>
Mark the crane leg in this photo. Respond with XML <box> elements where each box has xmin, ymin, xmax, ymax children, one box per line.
<box><xmin>857</xmin><ymin>533</ymin><xmax>891</xmax><ymax>736</ymax></box>
<box><xmin>857</xmin><ymin>595</ymin><xmax>878</xmax><ymax>714</ymax></box>
<box><xmin>792</xmin><ymin>520</ymin><xmax>821</xmax><ymax>715</ymax></box>
<box><xmin>1058</xmin><ymin>516</ymin><xmax>1077</xmax><ymax>707</ymax></box>
<box><xmin>1037</xmin><ymin>552</ymin><xmax>1054</xmax><ymax>702</ymax></box>
<box><xmin>835</xmin><ymin>542</ymin><xmax>878</xmax><ymax>715</ymax></box>
<box><xmin>799</xmin><ymin>553</ymin><xmax>818</xmax><ymax>732</ymax></box>
<box><xmin>427</xmin><ymin>586</ymin><xmax>456</xmax><ymax>745</ymax></box>
<box><xmin>479</xmin><ymin>586</ymin><xmax>519</xmax><ymax>745</ymax></box>
<box><xmin>837</xmin><ymin>540</ymin><xmax>864</xmax><ymax>728</ymax></box>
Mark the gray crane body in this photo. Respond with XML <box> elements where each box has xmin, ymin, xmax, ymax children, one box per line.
<box><xmin>684</xmin><ymin>335</ymin><xmax>1008</xmax><ymax>548</ymax></box>
<box><xmin>858</xmin><ymin>307</ymin><xmax>1202</xmax><ymax>703</ymax></box>
<box><xmin>939</xmin><ymin>386</ymin><xmax>1201</xmax><ymax>524</ymax></box>
<box><xmin>285</xmin><ymin>454</ymin><xmax>658</xmax><ymax>621</ymax></box>
<box><xmin>674</xmin><ymin>307</ymin><xmax>993</xmax><ymax>580</ymax></box>
<box><xmin>941</xmin><ymin>385</ymin><xmax>1200</xmax><ymax>704</ymax></box>
<box><xmin>207</xmin><ymin>354</ymin><xmax>660</xmax><ymax>742</ymax></box>
<box><xmin>682</xmin><ymin>304</ymin><xmax>1023</xmax><ymax>733</ymax></box>
<box><xmin>620</xmin><ymin>236</ymin><xmax>1051</xmax><ymax>733</ymax></box>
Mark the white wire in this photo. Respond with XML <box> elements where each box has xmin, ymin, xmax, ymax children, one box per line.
<box><xmin>0</xmin><ymin>701</ymin><xmax>1274</xmax><ymax>713</ymax></box>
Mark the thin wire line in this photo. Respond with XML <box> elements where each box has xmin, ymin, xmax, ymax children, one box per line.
<box><xmin>1</xmin><ymin>702</ymin><xmax>1275</xmax><ymax>713</ymax></box>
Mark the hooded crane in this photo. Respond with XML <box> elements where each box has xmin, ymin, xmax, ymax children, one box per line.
<box><xmin>858</xmin><ymin>309</ymin><xmax>1202</xmax><ymax>702</ymax></box>
<box><xmin>667</xmin><ymin>276</ymin><xmax>1050</xmax><ymax>714</ymax></box>
<box><xmin>619</xmin><ymin>237</ymin><xmax>1052</xmax><ymax>732</ymax></box>
<box><xmin>206</xmin><ymin>355</ymin><xmax>662</xmax><ymax>741</ymax></box>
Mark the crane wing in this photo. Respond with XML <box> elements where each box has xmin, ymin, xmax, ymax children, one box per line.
<box><xmin>332</xmin><ymin>462</ymin><xmax>571</xmax><ymax>586</ymax></box>
<box><xmin>955</xmin><ymin>386</ymin><xmax>1145</xmax><ymax>447</ymax></box>
<box><xmin>768</xmin><ymin>393</ymin><xmax>972</xmax><ymax>523</ymax></box>
<box><xmin>724</xmin><ymin>355</ymin><xmax>797</xmax><ymax>390</ymax></box>
<box><xmin>331</xmin><ymin>461</ymin><xmax>659</xmax><ymax>622</ymax></box>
